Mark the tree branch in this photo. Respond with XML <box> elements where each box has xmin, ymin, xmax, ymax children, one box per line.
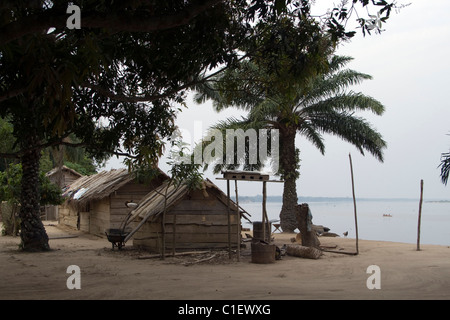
<box><xmin>83</xmin><ymin>83</ymin><xmax>186</xmax><ymax>104</ymax></box>
<box><xmin>0</xmin><ymin>152</ymin><xmax>20</xmax><ymax>159</ymax></box>
<box><xmin>0</xmin><ymin>0</ymin><xmax>224</xmax><ymax>45</ymax></box>
<box><xmin>83</xmin><ymin>61</ymin><xmax>239</xmax><ymax>103</ymax></box>
<box><xmin>0</xmin><ymin>87</ymin><xmax>28</xmax><ymax>103</ymax></box>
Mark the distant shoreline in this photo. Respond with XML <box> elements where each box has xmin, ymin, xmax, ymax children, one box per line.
<box><xmin>232</xmin><ymin>195</ymin><xmax>450</xmax><ymax>203</ymax></box>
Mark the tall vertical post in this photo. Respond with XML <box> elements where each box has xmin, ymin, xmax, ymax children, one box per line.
<box><xmin>262</xmin><ymin>180</ymin><xmax>268</xmax><ymax>242</ymax></box>
<box><xmin>349</xmin><ymin>153</ymin><xmax>359</xmax><ymax>255</ymax></box>
<box><xmin>235</xmin><ymin>180</ymin><xmax>240</xmax><ymax>261</ymax></box>
<box><xmin>227</xmin><ymin>179</ymin><xmax>231</xmax><ymax>259</ymax></box>
<box><xmin>417</xmin><ymin>179</ymin><xmax>424</xmax><ymax>251</ymax></box>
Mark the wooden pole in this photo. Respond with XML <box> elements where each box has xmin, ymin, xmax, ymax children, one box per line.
<box><xmin>349</xmin><ymin>154</ymin><xmax>359</xmax><ymax>255</ymax></box>
<box><xmin>235</xmin><ymin>180</ymin><xmax>240</xmax><ymax>261</ymax></box>
<box><xmin>161</xmin><ymin>193</ymin><xmax>167</xmax><ymax>260</ymax></box>
<box><xmin>172</xmin><ymin>214</ymin><xmax>177</xmax><ymax>257</ymax></box>
<box><xmin>160</xmin><ymin>183</ymin><xmax>173</xmax><ymax>260</ymax></box>
<box><xmin>227</xmin><ymin>179</ymin><xmax>231</xmax><ymax>259</ymax></box>
<box><xmin>417</xmin><ymin>179</ymin><xmax>424</xmax><ymax>251</ymax></box>
<box><xmin>262</xmin><ymin>181</ymin><xmax>269</xmax><ymax>242</ymax></box>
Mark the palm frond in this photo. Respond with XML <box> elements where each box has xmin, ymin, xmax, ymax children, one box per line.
<box><xmin>439</xmin><ymin>151</ymin><xmax>450</xmax><ymax>185</ymax></box>
<box><xmin>193</xmin><ymin>53</ymin><xmax>386</xmax><ymax>169</ymax></box>
<box><xmin>298</xmin><ymin>122</ymin><xmax>325</xmax><ymax>154</ymax></box>
<box><xmin>193</xmin><ymin>81</ymin><xmax>224</xmax><ymax>107</ymax></box>
<box><xmin>328</xmin><ymin>56</ymin><xmax>354</xmax><ymax>74</ymax></box>
<box><xmin>303</xmin><ymin>69</ymin><xmax>373</xmax><ymax>106</ymax></box>
<box><xmin>309</xmin><ymin>111</ymin><xmax>387</xmax><ymax>162</ymax></box>
<box><xmin>193</xmin><ymin>60</ymin><xmax>268</xmax><ymax>112</ymax></box>
<box><xmin>192</xmin><ymin>116</ymin><xmax>272</xmax><ymax>174</ymax></box>
<box><xmin>303</xmin><ymin>91</ymin><xmax>385</xmax><ymax>116</ymax></box>
<box><xmin>248</xmin><ymin>98</ymin><xmax>282</xmax><ymax>123</ymax></box>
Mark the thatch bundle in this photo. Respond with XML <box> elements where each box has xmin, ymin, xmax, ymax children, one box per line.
<box><xmin>128</xmin><ymin>180</ymin><xmax>189</xmax><ymax>223</ymax></box>
<box><xmin>63</xmin><ymin>169</ymin><xmax>135</xmax><ymax>210</ymax></box>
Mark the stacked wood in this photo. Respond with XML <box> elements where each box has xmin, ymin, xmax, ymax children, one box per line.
<box><xmin>285</xmin><ymin>244</ymin><xmax>322</xmax><ymax>259</ymax></box>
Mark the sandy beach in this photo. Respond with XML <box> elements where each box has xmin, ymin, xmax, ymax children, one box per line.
<box><xmin>1</xmin><ymin>221</ymin><xmax>449</xmax><ymax>300</ymax></box>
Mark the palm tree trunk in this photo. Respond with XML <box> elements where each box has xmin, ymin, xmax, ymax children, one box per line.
<box><xmin>279</xmin><ymin>127</ymin><xmax>299</xmax><ymax>232</ymax></box>
<box><xmin>19</xmin><ymin>134</ymin><xmax>50</xmax><ymax>251</ymax></box>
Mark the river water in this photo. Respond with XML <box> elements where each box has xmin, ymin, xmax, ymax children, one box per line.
<box><xmin>240</xmin><ymin>200</ymin><xmax>450</xmax><ymax>246</ymax></box>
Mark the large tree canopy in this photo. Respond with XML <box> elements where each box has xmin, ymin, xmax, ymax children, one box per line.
<box><xmin>0</xmin><ymin>0</ymin><xmax>401</xmax><ymax>251</ymax></box>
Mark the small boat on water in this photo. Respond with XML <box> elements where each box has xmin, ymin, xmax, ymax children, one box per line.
<box><xmin>383</xmin><ymin>213</ymin><xmax>392</xmax><ymax>217</ymax></box>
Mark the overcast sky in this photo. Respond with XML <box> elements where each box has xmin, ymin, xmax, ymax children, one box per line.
<box><xmin>106</xmin><ymin>0</ymin><xmax>450</xmax><ymax>200</ymax></box>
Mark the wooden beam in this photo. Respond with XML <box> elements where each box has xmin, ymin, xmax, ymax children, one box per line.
<box><xmin>138</xmin><ymin>250</ymin><xmax>210</xmax><ymax>260</ymax></box>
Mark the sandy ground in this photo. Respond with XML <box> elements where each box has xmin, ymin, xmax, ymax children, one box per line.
<box><xmin>1</xmin><ymin>221</ymin><xmax>450</xmax><ymax>300</ymax></box>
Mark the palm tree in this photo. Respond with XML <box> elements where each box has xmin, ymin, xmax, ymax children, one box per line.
<box><xmin>194</xmin><ymin>55</ymin><xmax>387</xmax><ymax>232</ymax></box>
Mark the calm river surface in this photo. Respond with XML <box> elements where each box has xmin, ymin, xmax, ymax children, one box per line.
<box><xmin>240</xmin><ymin>200</ymin><xmax>450</xmax><ymax>246</ymax></box>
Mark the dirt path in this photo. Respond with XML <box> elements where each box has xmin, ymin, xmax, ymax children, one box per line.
<box><xmin>1</xmin><ymin>222</ymin><xmax>450</xmax><ymax>300</ymax></box>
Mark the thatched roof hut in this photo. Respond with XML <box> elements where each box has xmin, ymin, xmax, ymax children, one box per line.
<box><xmin>42</xmin><ymin>166</ymin><xmax>83</xmax><ymax>220</ymax></box>
<box><xmin>65</xmin><ymin>169</ymin><xmax>133</xmax><ymax>209</ymax></box>
<box><xmin>59</xmin><ymin>168</ymin><xmax>168</xmax><ymax>236</ymax></box>
<box><xmin>46</xmin><ymin>165</ymin><xmax>83</xmax><ymax>188</ymax></box>
<box><xmin>128</xmin><ymin>179</ymin><xmax>249</xmax><ymax>252</ymax></box>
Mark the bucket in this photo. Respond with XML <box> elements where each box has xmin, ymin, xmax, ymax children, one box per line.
<box><xmin>252</xmin><ymin>221</ymin><xmax>271</xmax><ymax>242</ymax></box>
<box><xmin>251</xmin><ymin>242</ymin><xmax>276</xmax><ymax>264</ymax></box>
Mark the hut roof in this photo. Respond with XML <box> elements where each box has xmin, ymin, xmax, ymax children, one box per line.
<box><xmin>63</xmin><ymin>168</ymin><xmax>168</xmax><ymax>208</ymax></box>
<box><xmin>46</xmin><ymin>165</ymin><xmax>83</xmax><ymax>179</ymax></box>
<box><xmin>128</xmin><ymin>178</ymin><xmax>250</xmax><ymax>224</ymax></box>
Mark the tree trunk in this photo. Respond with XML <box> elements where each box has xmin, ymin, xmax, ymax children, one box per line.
<box><xmin>19</xmin><ymin>135</ymin><xmax>50</xmax><ymax>251</ymax></box>
<box><xmin>51</xmin><ymin>145</ymin><xmax>65</xmax><ymax>188</ymax></box>
<box><xmin>279</xmin><ymin>127</ymin><xmax>299</xmax><ymax>232</ymax></box>
<box><xmin>295</xmin><ymin>203</ymin><xmax>320</xmax><ymax>248</ymax></box>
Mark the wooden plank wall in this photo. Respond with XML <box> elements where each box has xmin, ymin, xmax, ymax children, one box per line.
<box><xmin>109</xmin><ymin>181</ymin><xmax>157</xmax><ymax>230</ymax></box>
<box><xmin>89</xmin><ymin>198</ymin><xmax>110</xmax><ymax>236</ymax></box>
<box><xmin>64</xmin><ymin>172</ymin><xmax>81</xmax><ymax>186</ymax></box>
<box><xmin>79</xmin><ymin>211</ymin><xmax>90</xmax><ymax>232</ymax></box>
<box><xmin>133</xmin><ymin>189</ymin><xmax>239</xmax><ymax>252</ymax></box>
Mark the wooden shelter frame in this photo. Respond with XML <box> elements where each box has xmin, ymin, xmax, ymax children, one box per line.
<box><xmin>217</xmin><ymin>170</ymin><xmax>283</xmax><ymax>261</ymax></box>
